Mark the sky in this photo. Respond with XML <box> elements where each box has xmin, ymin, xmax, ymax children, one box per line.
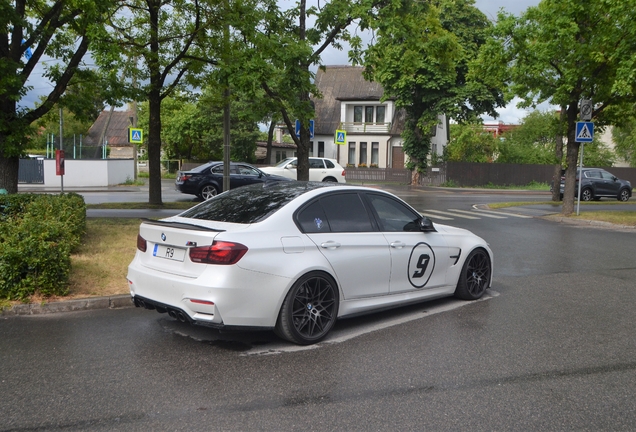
<box><xmin>21</xmin><ymin>0</ymin><xmax>541</xmax><ymax>124</ymax></box>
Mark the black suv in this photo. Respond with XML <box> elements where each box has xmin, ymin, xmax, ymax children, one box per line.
<box><xmin>558</xmin><ymin>168</ymin><xmax>632</xmax><ymax>201</ymax></box>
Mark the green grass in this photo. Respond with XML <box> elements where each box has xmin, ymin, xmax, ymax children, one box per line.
<box><xmin>440</xmin><ymin>181</ymin><xmax>550</xmax><ymax>190</ymax></box>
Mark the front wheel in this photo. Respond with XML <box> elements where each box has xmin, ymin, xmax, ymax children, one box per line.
<box><xmin>618</xmin><ymin>189</ymin><xmax>630</xmax><ymax>202</ymax></box>
<box><xmin>275</xmin><ymin>272</ymin><xmax>339</xmax><ymax>345</ymax></box>
<box><xmin>580</xmin><ymin>188</ymin><xmax>593</xmax><ymax>201</ymax></box>
<box><xmin>198</xmin><ymin>185</ymin><xmax>218</xmax><ymax>200</ymax></box>
<box><xmin>454</xmin><ymin>248</ymin><xmax>491</xmax><ymax>300</ymax></box>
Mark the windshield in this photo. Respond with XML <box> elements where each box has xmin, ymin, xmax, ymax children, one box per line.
<box><xmin>274</xmin><ymin>158</ymin><xmax>296</xmax><ymax>168</ymax></box>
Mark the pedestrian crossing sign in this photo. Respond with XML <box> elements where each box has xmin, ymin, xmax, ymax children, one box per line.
<box><xmin>335</xmin><ymin>130</ymin><xmax>346</xmax><ymax>145</ymax></box>
<box><xmin>129</xmin><ymin>128</ymin><xmax>143</xmax><ymax>144</ymax></box>
<box><xmin>575</xmin><ymin>122</ymin><xmax>594</xmax><ymax>143</ymax></box>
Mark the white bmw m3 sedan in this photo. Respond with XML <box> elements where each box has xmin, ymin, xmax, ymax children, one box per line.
<box><xmin>127</xmin><ymin>182</ymin><xmax>493</xmax><ymax>345</ymax></box>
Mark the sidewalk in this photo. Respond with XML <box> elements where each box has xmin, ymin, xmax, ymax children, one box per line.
<box><xmin>2</xmin><ymin>295</ymin><xmax>134</xmax><ymax>317</ymax></box>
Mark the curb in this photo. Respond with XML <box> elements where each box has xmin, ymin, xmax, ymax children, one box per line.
<box><xmin>1</xmin><ymin>294</ymin><xmax>133</xmax><ymax>317</ymax></box>
<box><xmin>546</xmin><ymin>216</ymin><xmax>636</xmax><ymax>230</ymax></box>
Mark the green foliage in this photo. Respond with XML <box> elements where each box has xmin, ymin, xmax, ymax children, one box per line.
<box><xmin>136</xmin><ymin>88</ymin><xmax>260</xmax><ymax>163</ymax></box>
<box><xmin>613</xmin><ymin>118</ymin><xmax>636</xmax><ymax>167</ymax></box>
<box><xmin>1</xmin><ymin>0</ymin><xmax>117</xmax><ymax>188</ymax></box>
<box><xmin>0</xmin><ymin>193</ymin><xmax>86</xmax><ymax>300</ymax></box>
<box><xmin>497</xmin><ymin>111</ymin><xmax>560</xmax><ymax>164</ymax></box>
<box><xmin>445</xmin><ymin>123</ymin><xmax>498</xmax><ymax>163</ymax></box>
<box><xmin>361</xmin><ymin>0</ymin><xmax>505</xmax><ymax>172</ymax></box>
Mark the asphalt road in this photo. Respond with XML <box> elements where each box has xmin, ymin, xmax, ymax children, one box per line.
<box><xmin>2</xmin><ymin>184</ymin><xmax>636</xmax><ymax>431</ymax></box>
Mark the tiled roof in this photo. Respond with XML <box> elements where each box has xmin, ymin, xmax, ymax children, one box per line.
<box><xmin>84</xmin><ymin>110</ymin><xmax>133</xmax><ymax>146</ymax></box>
<box><xmin>313</xmin><ymin>66</ymin><xmax>386</xmax><ymax>135</ymax></box>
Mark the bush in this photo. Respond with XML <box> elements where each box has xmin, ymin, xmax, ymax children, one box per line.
<box><xmin>0</xmin><ymin>193</ymin><xmax>86</xmax><ymax>300</ymax></box>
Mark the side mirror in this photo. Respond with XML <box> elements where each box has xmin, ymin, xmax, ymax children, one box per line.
<box><xmin>419</xmin><ymin>217</ymin><xmax>436</xmax><ymax>232</ymax></box>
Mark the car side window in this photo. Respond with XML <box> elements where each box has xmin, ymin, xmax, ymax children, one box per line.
<box><xmin>324</xmin><ymin>160</ymin><xmax>335</xmax><ymax>169</ymax></box>
<box><xmin>600</xmin><ymin>171</ymin><xmax>615</xmax><ymax>180</ymax></box>
<box><xmin>586</xmin><ymin>171</ymin><xmax>601</xmax><ymax>179</ymax></box>
<box><xmin>238</xmin><ymin>165</ymin><xmax>259</xmax><ymax>176</ymax></box>
<box><xmin>309</xmin><ymin>158</ymin><xmax>325</xmax><ymax>169</ymax></box>
<box><xmin>296</xmin><ymin>201</ymin><xmax>330</xmax><ymax>233</ymax></box>
<box><xmin>366</xmin><ymin>193</ymin><xmax>421</xmax><ymax>232</ymax></box>
<box><xmin>211</xmin><ymin>165</ymin><xmax>224</xmax><ymax>174</ymax></box>
<box><xmin>320</xmin><ymin>193</ymin><xmax>373</xmax><ymax>232</ymax></box>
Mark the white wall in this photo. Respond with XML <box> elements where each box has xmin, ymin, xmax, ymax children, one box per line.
<box><xmin>43</xmin><ymin>159</ymin><xmax>135</xmax><ymax>187</ymax></box>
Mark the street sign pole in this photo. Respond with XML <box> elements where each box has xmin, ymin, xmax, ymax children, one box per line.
<box><xmin>577</xmin><ymin>143</ymin><xmax>584</xmax><ymax>216</ymax></box>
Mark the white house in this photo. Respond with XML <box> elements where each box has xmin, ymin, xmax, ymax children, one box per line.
<box><xmin>311</xmin><ymin>65</ymin><xmax>448</xmax><ymax>168</ymax></box>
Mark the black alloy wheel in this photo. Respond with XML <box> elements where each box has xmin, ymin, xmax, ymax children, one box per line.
<box><xmin>454</xmin><ymin>248</ymin><xmax>491</xmax><ymax>300</ymax></box>
<box><xmin>276</xmin><ymin>272</ymin><xmax>339</xmax><ymax>345</ymax></box>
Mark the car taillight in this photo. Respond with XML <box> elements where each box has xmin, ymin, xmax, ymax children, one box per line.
<box><xmin>179</xmin><ymin>174</ymin><xmax>192</xmax><ymax>181</ymax></box>
<box><xmin>137</xmin><ymin>234</ymin><xmax>147</xmax><ymax>252</ymax></box>
<box><xmin>342</xmin><ymin>170</ymin><xmax>346</xmax><ymax>177</ymax></box>
<box><xmin>189</xmin><ymin>241</ymin><xmax>248</xmax><ymax>265</ymax></box>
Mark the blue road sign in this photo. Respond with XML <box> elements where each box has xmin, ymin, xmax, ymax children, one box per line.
<box><xmin>575</xmin><ymin>122</ymin><xmax>594</xmax><ymax>143</ymax></box>
<box><xmin>335</xmin><ymin>130</ymin><xmax>346</xmax><ymax>145</ymax></box>
<box><xmin>295</xmin><ymin>120</ymin><xmax>314</xmax><ymax>138</ymax></box>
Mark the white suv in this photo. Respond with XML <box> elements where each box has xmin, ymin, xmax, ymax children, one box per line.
<box><xmin>261</xmin><ymin>157</ymin><xmax>346</xmax><ymax>183</ymax></box>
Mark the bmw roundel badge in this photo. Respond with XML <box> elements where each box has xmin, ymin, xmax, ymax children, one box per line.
<box><xmin>161</xmin><ymin>233</ymin><xmax>166</xmax><ymax>241</ymax></box>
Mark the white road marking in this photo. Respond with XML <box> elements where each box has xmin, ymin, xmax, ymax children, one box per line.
<box><xmin>423</xmin><ymin>209</ymin><xmax>480</xmax><ymax>220</ymax></box>
<box><xmin>420</xmin><ymin>212</ymin><xmax>454</xmax><ymax>220</ymax></box>
<box><xmin>471</xmin><ymin>205</ymin><xmax>533</xmax><ymax>218</ymax></box>
<box><xmin>448</xmin><ymin>208</ymin><xmax>507</xmax><ymax>219</ymax></box>
<box><xmin>243</xmin><ymin>290</ymin><xmax>500</xmax><ymax>356</ymax></box>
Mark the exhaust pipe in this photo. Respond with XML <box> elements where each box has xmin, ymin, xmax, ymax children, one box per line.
<box><xmin>176</xmin><ymin>311</ymin><xmax>187</xmax><ymax>323</ymax></box>
<box><xmin>168</xmin><ymin>310</ymin><xmax>178</xmax><ymax>320</ymax></box>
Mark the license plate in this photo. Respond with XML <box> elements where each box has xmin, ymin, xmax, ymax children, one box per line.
<box><xmin>153</xmin><ymin>244</ymin><xmax>186</xmax><ymax>261</ymax></box>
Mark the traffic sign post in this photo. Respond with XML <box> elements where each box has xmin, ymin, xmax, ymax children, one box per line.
<box><xmin>335</xmin><ymin>130</ymin><xmax>346</xmax><ymax>145</ymax></box>
<box><xmin>575</xmin><ymin>122</ymin><xmax>594</xmax><ymax>143</ymax></box>
<box><xmin>580</xmin><ymin>99</ymin><xmax>593</xmax><ymax>121</ymax></box>
<box><xmin>574</xmin><ymin>121</ymin><xmax>594</xmax><ymax>216</ymax></box>
<box><xmin>295</xmin><ymin>120</ymin><xmax>314</xmax><ymax>139</ymax></box>
<box><xmin>129</xmin><ymin>128</ymin><xmax>143</xmax><ymax>144</ymax></box>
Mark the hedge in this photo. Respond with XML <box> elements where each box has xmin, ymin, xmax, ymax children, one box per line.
<box><xmin>0</xmin><ymin>193</ymin><xmax>86</xmax><ymax>300</ymax></box>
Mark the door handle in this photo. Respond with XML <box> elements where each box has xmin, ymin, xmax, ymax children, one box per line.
<box><xmin>390</xmin><ymin>241</ymin><xmax>406</xmax><ymax>249</ymax></box>
<box><xmin>320</xmin><ymin>241</ymin><xmax>341</xmax><ymax>249</ymax></box>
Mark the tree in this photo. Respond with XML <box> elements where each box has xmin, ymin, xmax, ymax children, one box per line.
<box><xmin>445</xmin><ymin>123</ymin><xmax>498</xmax><ymax>163</ymax></box>
<box><xmin>101</xmin><ymin>0</ymin><xmax>220</xmax><ymax>205</ymax></box>
<box><xmin>473</xmin><ymin>0</ymin><xmax>636</xmax><ymax>214</ymax></box>
<box><xmin>233</xmin><ymin>0</ymin><xmax>389</xmax><ymax>181</ymax></box>
<box><xmin>497</xmin><ymin>111</ymin><xmax>560</xmax><ymax>165</ymax></box>
<box><xmin>0</xmin><ymin>0</ymin><xmax>115</xmax><ymax>193</ymax></box>
<box><xmin>359</xmin><ymin>0</ymin><xmax>504</xmax><ymax>179</ymax></box>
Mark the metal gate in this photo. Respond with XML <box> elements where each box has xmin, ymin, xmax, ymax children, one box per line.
<box><xmin>18</xmin><ymin>159</ymin><xmax>44</xmax><ymax>184</ymax></box>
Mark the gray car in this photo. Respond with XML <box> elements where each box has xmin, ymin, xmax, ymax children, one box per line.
<box><xmin>559</xmin><ymin>168</ymin><xmax>632</xmax><ymax>201</ymax></box>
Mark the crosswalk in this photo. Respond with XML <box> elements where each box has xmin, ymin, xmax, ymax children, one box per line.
<box><xmin>419</xmin><ymin>207</ymin><xmax>532</xmax><ymax>221</ymax></box>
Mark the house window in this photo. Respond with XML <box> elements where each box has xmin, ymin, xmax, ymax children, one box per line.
<box><xmin>360</xmin><ymin>142</ymin><xmax>368</xmax><ymax>165</ymax></box>
<box><xmin>376</xmin><ymin>106</ymin><xmax>385</xmax><ymax>123</ymax></box>
<box><xmin>365</xmin><ymin>106</ymin><xmax>374</xmax><ymax>123</ymax></box>
<box><xmin>309</xmin><ymin>141</ymin><xmax>314</xmax><ymax>156</ymax></box>
<box><xmin>348</xmin><ymin>142</ymin><xmax>356</xmax><ymax>165</ymax></box>
<box><xmin>354</xmin><ymin>106</ymin><xmax>363</xmax><ymax>123</ymax></box>
<box><xmin>432</xmin><ymin>143</ymin><xmax>438</xmax><ymax>155</ymax></box>
<box><xmin>318</xmin><ymin>141</ymin><xmax>324</xmax><ymax>157</ymax></box>
<box><xmin>276</xmin><ymin>151</ymin><xmax>287</xmax><ymax>162</ymax></box>
<box><xmin>371</xmin><ymin>142</ymin><xmax>379</xmax><ymax>165</ymax></box>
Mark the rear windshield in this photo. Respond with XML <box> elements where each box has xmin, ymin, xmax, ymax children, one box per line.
<box><xmin>179</xmin><ymin>182</ymin><xmax>332</xmax><ymax>224</ymax></box>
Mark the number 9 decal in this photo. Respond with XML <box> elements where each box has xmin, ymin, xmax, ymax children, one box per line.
<box><xmin>407</xmin><ymin>242</ymin><xmax>436</xmax><ymax>288</ymax></box>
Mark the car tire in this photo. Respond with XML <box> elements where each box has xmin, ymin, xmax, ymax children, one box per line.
<box><xmin>275</xmin><ymin>271</ymin><xmax>339</xmax><ymax>345</ymax></box>
<box><xmin>454</xmin><ymin>248</ymin><xmax>491</xmax><ymax>301</ymax></box>
<box><xmin>580</xmin><ymin>188</ymin><xmax>593</xmax><ymax>201</ymax></box>
<box><xmin>321</xmin><ymin>177</ymin><xmax>338</xmax><ymax>182</ymax></box>
<box><xmin>198</xmin><ymin>185</ymin><xmax>218</xmax><ymax>200</ymax></box>
<box><xmin>618</xmin><ymin>188</ymin><xmax>630</xmax><ymax>202</ymax></box>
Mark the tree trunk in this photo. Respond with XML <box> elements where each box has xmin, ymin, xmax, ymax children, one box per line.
<box><xmin>265</xmin><ymin>119</ymin><xmax>275</xmax><ymax>165</ymax></box>
<box><xmin>147</xmin><ymin>0</ymin><xmax>163</xmax><ymax>206</ymax></box>
<box><xmin>297</xmin><ymin>124</ymin><xmax>310</xmax><ymax>181</ymax></box>
<box><xmin>551</xmin><ymin>105</ymin><xmax>567</xmax><ymax>201</ymax></box>
<box><xmin>562</xmin><ymin>103</ymin><xmax>580</xmax><ymax>215</ymax></box>
<box><xmin>0</xmin><ymin>150</ymin><xmax>19</xmax><ymax>194</ymax></box>
<box><xmin>147</xmin><ymin>88</ymin><xmax>163</xmax><ymax>206</ymax></box>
